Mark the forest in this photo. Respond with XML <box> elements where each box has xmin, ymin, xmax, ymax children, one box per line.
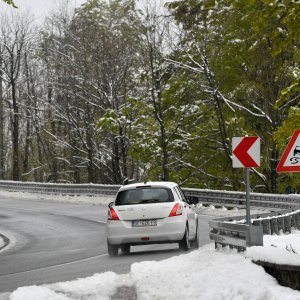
<box><xmin>0</xmin><ymin>0</ymin><xmax>299</xmax><ymax>193</ymax></box>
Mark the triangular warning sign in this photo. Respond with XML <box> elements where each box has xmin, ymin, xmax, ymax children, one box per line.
<box><xmin>277</xmin><ymin>129</ymin><xmax>300</xmax><ymax>172</ymax></box>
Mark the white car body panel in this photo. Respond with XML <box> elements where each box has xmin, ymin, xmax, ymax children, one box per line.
<box><xmin>106</xmin><ymin>181</ymin><xmax>198</xmax><ymax>247</ymax></box>
<box><xmin>107</xmin><ymin>215</ymin><xmax>186</xmax><ymax>245</ymax></box>
<box><xmin>114</xmin><ymin>202</ymin><xmax>175</xmax><ymax>221</ymax></box>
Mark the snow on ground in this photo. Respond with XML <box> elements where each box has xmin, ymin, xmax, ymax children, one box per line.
<box><xmin>0</xmin><ymin>190</ymin><xmax>115</xmax><ymax>206</ymax></box>
<box><xmin>7</xmin><ymin>244</ymin><xmax>300</xmax><ymax>300</ymax></box>
<box><xmin>193</xmin><ymin>203</ymin><xmax>272</xmax><ymax>217</ymax></box>
<box><xmin>0</xmin><ymin>190</ymin><xmax>272</xmax><ymax>217</ymax></box>
<box><xmin>247</xmin><ymin>230</ymin><xmax>300</xmax><ymax>266</ymax></box>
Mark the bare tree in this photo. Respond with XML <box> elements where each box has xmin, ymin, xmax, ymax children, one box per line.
<box><xmin>138</xmin><ymin>1</ymin><xmax>176</xmax><ymax>181</ymax></box>
<box><xmin>0</xmin><ymin>13</ymin><xmax>33</xmax><ymax>181</ymax></box>
<box><xmin>0</xmin><ymin>49</ymin><xmax>4</xmax><ymax>179</ymax></box>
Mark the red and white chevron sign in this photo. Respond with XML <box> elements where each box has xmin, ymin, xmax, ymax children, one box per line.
<box><xmin>232</xmin><ymin>136</ymin><xmax>260</xmax><ymax>168</ymax></box>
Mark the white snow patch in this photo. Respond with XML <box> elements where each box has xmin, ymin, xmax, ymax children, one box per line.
<box><xmin>10</xmin><ymin>286</ymin><xmax>70</xmax><ymax>300</ymax></box>
<box><xmin>8</xmin><ymin>245</ymin><xmax>300</xmax><ymax>300</ymax></box>
<box><xmin>246</xmin><ymin>230</ymin><xmax>300</xmax><ymax>266</ymax></box>
<box><xmin>195</xmin><ymin>205</ymin><xmax>271</xmax><ymax>217</ymax></box>
<box><xmin>0</xmin><ymin>190</ymin><xmax>114</xmax><ymax>206</ymax></box>
<box><xmin>10</xmin><ymin>272</ymin><xmax>126</xmax><ymax>300</ymax></box>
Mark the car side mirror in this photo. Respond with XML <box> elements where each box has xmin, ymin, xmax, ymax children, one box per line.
<box><xmin>108</xmin><ymin>201</ymin><xmax>114</xmax><ymax>208</ymax></box>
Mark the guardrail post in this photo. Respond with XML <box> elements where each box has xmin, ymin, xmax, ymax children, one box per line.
<box><xmin>277</xmin><ymin>216</ymin><xmax>284</xmax><ymax>233</ymax></box>
<box><xmin>284</xmin><ymin>216</ymin><xmax>292</xmax><ymax>233</ymax></box>
<box><xmin>246</xmin><ymin>225</ymin><xmax>263</xmax><ymax>247</ymax></box>
<box><xmin>252</xmin><ymin>219</ymin><xmax>261</xmax><ymax>226</ymax></box>
<box><xmin>296</xmin><ymin>212</ymin><xmax>300</xmax><ymax>229</ymax></box>
<box><xmin>261</xmin><ymin>219</ymin><xmax>271</xmax><ymax>235</ymax></box>
<box><xmin>291</xmin><ymin>213</ymin><xmax>296</xmax><ymax>229</ymax></box>
<box><xmin>270</xmin><ymin>218</ymin><xmax>279</xmax><ymax>235</ymax></box>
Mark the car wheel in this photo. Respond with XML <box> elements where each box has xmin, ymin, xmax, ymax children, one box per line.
<box><xmin>107</xmin><ymin>240</ymin><xmax>118</xmax><ymax>257</ymax></box>
<box><xmin>120</xmin><ymin>245</ymin><xmax>130</xmax><ymax>255</ymax></box>
<box><xmin>191</xmin><ymin>220</ymin><xmax>199</xmax><ymax>249</ymax></box>
<box><xmin>179</xmin><ymin>225</ymin><xmax>190</xmax><ymax>251</ymax></box>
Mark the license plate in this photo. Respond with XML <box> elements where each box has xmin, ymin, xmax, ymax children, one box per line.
<box><xmin>132</xmin><ymin>219</ymin><xmax>157</xmax><ymax>227</ymax></box>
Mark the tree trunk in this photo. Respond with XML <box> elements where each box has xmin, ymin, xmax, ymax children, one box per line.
<box><xmin>23</xmin><ymin>52</ymin><xmax>32</xmax><ymax>178</ymax></box>
<box><xmin>23</xmin><ymin>116</ymin><xmax>31</xmax><ymax>177</ymax></box>
<box><xmin>11</xmin><ymin>80</ymin><xmax>19</xmax><ymax>181</ymax></box>
<box><xmin>0</xmin><ymin>56</ymin><xmax>4</xmax><ymax>179</ymax></box>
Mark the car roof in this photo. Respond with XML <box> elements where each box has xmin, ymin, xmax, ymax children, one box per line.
<box><xmin>118</xmin><ymin>181</ymin><xmax>178</xmax><ymax>192</ymax></box>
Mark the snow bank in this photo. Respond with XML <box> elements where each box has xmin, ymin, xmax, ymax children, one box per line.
<box><xmin>8</xmin><ymin>245</ymin><xmax>300</xmax><ymax>300</ymax></box>
<box><xmin>10</xmin><ymin>272</ymin><xmax>122</xmax><ymax>300</ymax></box>
<box><xmin>246</xmin><ymin>230</ymin><xmax>300</xmax><ymax>266</ymax></box>
<box><xmin>194</xmin><ymin>203</ymin><xmax>270</xmax><ymax>217</ymax></box>
<box><xmin>130</xmin><ymin>246</ymin><xmax>300</xmax><ymax>300</ymax></box>
<box><xmin>0</xmin><ymin>190</ymin><xmax>114</xmax><ymax>206</ymax></box>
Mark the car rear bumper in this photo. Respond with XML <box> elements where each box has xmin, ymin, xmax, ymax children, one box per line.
<box><xmin>106</xmin><ymin>216</ymin><xmax>186</xmax><ymax>245</ymax></box>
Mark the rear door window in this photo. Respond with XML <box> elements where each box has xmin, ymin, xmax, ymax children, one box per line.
<box><xmin>178</xmin><ymin>187</ymin><xmax>187</xmax><ymax>202</ymax></box>
<box><xmin>173</xmin><ymin>187</ymin><xmax>182</xmax><ymax>200</ymax></box>
<box><xmin>115</xmin><ymin>187</ymin><xmax>174</xmax><ymax>206</ymax></box>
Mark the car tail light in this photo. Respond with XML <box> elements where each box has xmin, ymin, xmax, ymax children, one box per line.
<box><xmin>108</xmin><ymin>207</ymin><xmax>119</xmax><ymax>220</ymax></box>
<box><xmin>169</xmin><ymin>203</ymin><xmax>183</xmax><ymax>217</ymax></box>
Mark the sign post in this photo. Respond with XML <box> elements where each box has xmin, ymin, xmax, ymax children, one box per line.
<box><xmin>232</xmin><ymin>136</ymin><xmax>260</xmax><ymax>225</ymax></box>
<box><xmin>245</xmin><ymin>168</ymin><xmax>250</xmax><ymax>225</ymax></box>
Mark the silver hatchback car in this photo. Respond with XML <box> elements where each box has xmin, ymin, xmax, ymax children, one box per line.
<box><xmin>106</xmin><ymin>181</ymin><xmax>199</xmax><ymax>256</ymax></box>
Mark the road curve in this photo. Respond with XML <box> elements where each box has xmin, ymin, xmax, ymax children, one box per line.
<box><xmin>0</xmin><ymin>196</ymin><xmax>212</xmax><ymax>293</ymax></box>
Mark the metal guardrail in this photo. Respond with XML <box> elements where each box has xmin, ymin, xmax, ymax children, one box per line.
<box><xmin>1</xmin><ymin>180</ymin><xmax>299</xmax><ymax>251</ymax></box>
<box><xmin>251</xmin><ymin>209</ymin><xmax>300</xmax><ymax>235</ymax></box>
<box><xmin>0</xmin><ymin>181</ymin><xmax>120</xmax><ymax>195</ymax></box>
<box><xmin>0</xmin><ymin>181</ymin><xmax>300</xmax><ymax>209</ymax></box>
<box><xmin>209</xmin><ymin>220</ymin><xmax>263</xmax><ymax>250</ymax></box>
<box><xmin>209</xmin><ymin>209</ymin><xmax>300</xmax><ymax>250</ymax></box>
<box><xmin>184</xmin><ymin>188</ymin><xmax>300</xmax><ymax>209</ymax></box>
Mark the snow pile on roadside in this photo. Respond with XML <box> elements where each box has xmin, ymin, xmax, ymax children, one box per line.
<box><xmin>194</xmin><ymin>203</ymin><xmax>271</xmax><ymax>217</ymax></box>
<box><xmin>9</xmin><ymin>245</ymin><xmax>300</xmax><ymax>300</ymax></box>
<box><xmin>0</xmin><ymin>190</ymin><xmax>114</xmax><ymax>206</ymax></box>
<box><xmin>246</xmin><ymin>230</ymin><xmax>300</xmax><ymax>266</ymax></box>
<box><xmin>130</xmin><ymin>246</ymin><xmax>300</xmax><ymax>300</ymax></box>
<box><xmin>10</xmin><ymin>272</ymin><xmax>121</xmax><ymax>300</ymax></box>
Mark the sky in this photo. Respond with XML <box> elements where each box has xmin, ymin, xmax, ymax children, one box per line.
<box><xmin>0</xmin><ymin>0</ymin><xmax>169</xmax><ymax>24</ymax></box>
<box><xmin>0</xmin><ymin>0</ymin><xmax>87</xmax><ymax>22</ymax></box>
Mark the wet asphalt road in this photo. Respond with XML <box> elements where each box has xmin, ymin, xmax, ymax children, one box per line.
<box><xmin>0</xmin><ymin>196</ymin><xmax>212</xmax><ymax>293</ymax></box>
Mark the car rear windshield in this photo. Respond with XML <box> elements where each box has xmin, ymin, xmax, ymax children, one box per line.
<box><xmin>115</xmin><ymin>187</ymin><xmax>174</xmax><ymax>206</ymax></box>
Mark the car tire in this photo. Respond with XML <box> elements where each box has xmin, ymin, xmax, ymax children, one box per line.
<box><xmin>107</xmin><ymin>241</ymin><xmax>118</xmax><ymax>257</ymax></box>
<box><xmin>179</xmin><ymin>225</ymin><xmax>190</xmax><ymax>251</ymax></box>
<box><xmin>120</xmin><ymin>245</ymin><xmax>130</xmax><ymax>255</ymax></box>
<box><xmin>191</xmin><ymin>220</ymin><xmax>199</xmax><ymax>249</ymax></box>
